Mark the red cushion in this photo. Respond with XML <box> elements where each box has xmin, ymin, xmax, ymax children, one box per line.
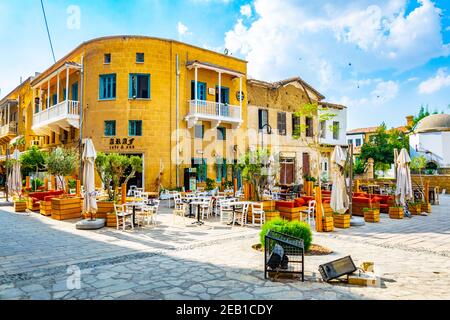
<box><xmin>275</xmin><ymin>201</ymin><xmax>295</xmax><ymax>208</ymax></box>
<box><xmin>352</xmin><ymin>197</ymin><xmax>372</xmax><ymax>204</ymax></box>
<box><xmin>372</xmin><ymin>196</ymin><xmax>382</xmax><ymax>203</ymax></box>
<box><xmin>294</xmin><ymin>198</ymin><xmax>306</xmax><ymax>207</ymax></box>
<box><xmin>380</xmin><ymin>204</ymin><xmax>388</xmax><ymax>208</ymax></box>
<box><xmin>323</xmin><ymin>199</ymin><xmax>331</xmax><ymax>204</ymax></box>
<box><xmin>354</xmin><ymin>192</ymin><xmax>369</xmax><ymax>198</ymax></box>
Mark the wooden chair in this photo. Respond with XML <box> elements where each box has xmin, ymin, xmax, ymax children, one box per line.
<box><xmin>173</xmin><ymin>203</ymin><xmax>187</xmax><ymax>224</ymax></box>
<box><xmin>251</xmin><ymin>202</ymin><xmax>265</xmax><ymax>226</ymax></box>
<box><xmin>114</xmin><ymin>204</ymin><xmax>134</xmax><ymax>231</ymax></box>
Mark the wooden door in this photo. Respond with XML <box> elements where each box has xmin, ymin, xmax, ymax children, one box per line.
<box><xmin>302</xmin><ymin>153</ymin><xmax>310</xmax><ymax>177</ymax></box>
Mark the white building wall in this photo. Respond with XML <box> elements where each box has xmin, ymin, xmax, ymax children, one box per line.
<box><xmin>409</xmin><ymin>131</ymin><xmax>450</xmax><ymax>168</ymax></box>
<box><xmin>346</xmin><ymin>133</ymin><xmax>365</xmax><ymax>149</ymax></box>
<box><xmin>319</xmin><ymin>107</ymin><xmax>347</xmax><ymax>146</ymax></box>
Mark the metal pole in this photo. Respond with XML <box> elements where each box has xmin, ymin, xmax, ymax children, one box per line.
<box><xmin>348</xmin><ymin>143</ymin><xmax>353</xmax><ymax>218</ymax></box>
<box><xmin>79</xmin><ymin>57</ymin><xmax>84</xmax><ymax>182</ymax></box>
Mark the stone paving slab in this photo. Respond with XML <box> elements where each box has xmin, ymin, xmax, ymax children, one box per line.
<box><xmin>0</xmin><ymin>196</ymin><xmax>449</xmax><ymax>300</ymax></box>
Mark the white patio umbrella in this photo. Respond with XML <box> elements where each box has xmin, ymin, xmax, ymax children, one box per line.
<box><xmin>395</xmin><ymin>148</ymin><xmax>413</xmax><ymax>206</ymax></box>
<box><xmin>267</xmin><ymin>154</ymin><xmax>276</xmax><ymax>190</ymax></box>
<box><xmin>8</xmin><ymin>149</ymin><xmax>22</xmax><ymax>196</ymax></box>
<box><xmin>82</xmin><ymin>138</ymin><xmax>98</xmax><ymax>218</ymax></box>
<box><xmin>330</xmin><ymin>146</ymin><xmax>349</xmax><ymax>214</ymax></box>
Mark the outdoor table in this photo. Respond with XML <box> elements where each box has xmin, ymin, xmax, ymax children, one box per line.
<box><xmin>182</xmin><ymin>197</ymin><xmax>198</xmax><ymax>218</ymax></box>
<box><xmin>124</xmin><ymin>202</ymin><xmax>144</xmax><ymax>227</ymax></box>
<box><xmin>190</xmin><ymin>200</ymin><xmax>206</xmax><ymax>226</ymax></box>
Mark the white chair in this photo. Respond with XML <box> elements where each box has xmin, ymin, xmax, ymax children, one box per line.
<box><xmin>233</xmin><ymin>202</ymin><xmax>250</xmax><ymax>227</ymax></box>
<box><xmin>301</xmin><ymin>200</ymin><xmax>316</xmax><ymax>226</ymax></box>
<box><xmin>199</xmin><ymin>197</ymin><xmax>214</xmax><ymax>220</ymax></box>
<box><xmin>218</xmin><ymin>198</ymin><xmax>233</xmax><ymax>223</ymax></box>
<box><xmin>127</xmin><ymin>185</ymin><xmax>137</xmax><ymax>196</ymax></box>
<box><xmin>114</xmin><ymin>204</ymin><xmax>134</xmax><ymax>231</ymax></box>
<box><xmin>173</xmin><ymin>203</ymin><xmax>187</xmax><ymax>224</ymax></box>
<box><xmin>251</xmin><ymin>202</ymin><xmax>265</xmax><ymax>226</ymax></box>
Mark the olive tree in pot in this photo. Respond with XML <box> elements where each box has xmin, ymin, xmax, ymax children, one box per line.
<box><xmin>46</xmin><ymin>147</ymin><xmax>79</xmax><ymax>194</ymax></box>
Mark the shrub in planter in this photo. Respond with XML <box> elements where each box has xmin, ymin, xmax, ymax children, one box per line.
<box><xmin>389</xmin><ymin>206</ymin><xmax>404</xmax><ymax>219</ymax></box>
<box><xmin>363</xmin><ymin>207</ymin><xmax>380</xmax><ymax>223</ymax></box>
<box><xmin>260</xmin><ymin>218</ymin><xmax>312</xmax><ymax>251</ymax></box>
<box><xmin>408</xmin><ymin>202</ymin><xmax>422</xmax><ymax>215</ymax></box>
<box><xmin>333</xmin><ymin>212</ymin><xmax>351</xmax><ymax>228</ymax></box>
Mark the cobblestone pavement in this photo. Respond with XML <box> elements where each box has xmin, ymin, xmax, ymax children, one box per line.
<box><xmin>0</xmin><ymin>196</ymin><xmax>449</xmax><ymax>300</ymax></box>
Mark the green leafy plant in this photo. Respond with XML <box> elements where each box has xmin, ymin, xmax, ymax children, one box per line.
<box><xmin>31</xmin><ymin>178</ymin><xmax>44</xmax><ymax>191</ymax></box>
<box><xmin>205</xmin><ymin>178</ymin><xmax>216</xmax><ymax>191</ymax></box>
<box><xmin>46</xmin><ymin>147</ymin><xmax>78</xmax><ymax>193</ymax></box>
<box><xmin>239</xmin><ymin>148</ymin><xmax>273</xmax><ymax>201</ymax></box>
<box><xmin>303</xmin><ymin>175</ymin><xmax>317</xmax><ymax>182</ymax></box>
<box><xmin>68</xmin><ymin>179</ymin><xmax>77</xmax><ymax>190</ymax></box>
<box><xmin>20</xmin><ymin>146</ymin><xmax>48</xmax><ymax>178</ymax></box>
<box><xmin>260</xmin><ymin>218</ymin><xmax>312</xmax><ymax>251</ymax></box>
<box><xmin>223</xmin><ymin>180</ymin><xmax>234</xmax><ymax>189</ymax></box>
<box><xmin>95</xmin><ymin>153</ymin><xmax>143</xmax><ymax>201</ymax></box>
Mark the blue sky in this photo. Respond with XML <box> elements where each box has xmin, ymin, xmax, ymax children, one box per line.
<box><xmin>0</xmin><ymin>0</ymin><xmax>449</xmax><ymax>130</ymax></box>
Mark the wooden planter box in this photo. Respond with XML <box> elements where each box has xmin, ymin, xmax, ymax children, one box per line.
<box><xmin>409</xmin><ymin>204</ymin><xmax>422</xmax><ymax>215</ymax></box>
<box><xmin>106</xmin><ymin>212</ymin><xmax>117</xmax><ymax>228</ymax></box>
<box><xmin>389</xmin><ymin>207</ymin><xmax>404</xmax><ymax>219</ymax></box>
<box><xmin>363</xmin><ymin>209</ymin><xmax>380</xmax><ymax>223</ymax></box>
<box><xmin>280</xmin><ymin>211</ymin><xmax>300</xmax><ymax>221</ymax></box>
<box><xmin>263</xmin><ymin>200</ymin><xmax>276</xmax><ymax>211</ymax></box>
<box><xmin>14</xmin><ymin>201</ymin><xmax>27</xmax><ymax>212</ymax></box>
<box><xmin>40</xmin><ymin>200</ymin><xmax>54</xmax><ymax>216</ymax></box>
<box><xmin>304</xmin><ymin>181</ymin><xmax>314</xmax><ymax>196</ymax></box>
<box><xmin>96</xmin><ymin>201</ymin><xmax>115</xmax><ymax>219</ymax></box>
<box><xmin>51</xmin><ymin>197</ymin><xmax>82</xmax><ymax>221</ymax></box>
<box><xmin>265</xmin><ymin>210</ymin><xmax>280</xmax><ymax>222</ymax></box>
<box><xmin>323</xmin><ymin>203</ymin><xmax>333</xmax><ymax>217</ymax></box>
<box><xmin>322</xmin><ymin>217</ymin><xmax>334</xmax><ymax>232</ymax></box>
<box><xmin>333</xmin><ymin>214</ymin><xmax>351</xmax><ymax>228</ymax></box>
<box><xmin>421</xmin><ymin>203</ymin><xmax>431</xmax><ymax>214</ymax></box>
<box><xmin>27</xmin><ymin>198</ymin><xmax>40</xmax><ymax>212</ymax></box>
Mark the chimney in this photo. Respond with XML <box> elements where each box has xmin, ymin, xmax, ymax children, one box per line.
<box><xmin>406</xmin><ymin>115</ymin><xmax>414</xmax><ymax>127</ymax></box>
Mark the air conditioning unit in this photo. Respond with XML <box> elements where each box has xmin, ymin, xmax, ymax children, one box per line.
<box><xmin>31</xmin><ymin>140</ymin><xmax>41</xmax><ymax>147</ymax></box>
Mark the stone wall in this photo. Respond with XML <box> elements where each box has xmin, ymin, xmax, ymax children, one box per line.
<box><xmin>411</xmin><ymin>175</ymin><xmax>450</xmax><ymax>192</ymax></box>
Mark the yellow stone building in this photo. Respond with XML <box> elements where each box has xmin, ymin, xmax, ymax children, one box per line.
<box><xmin>25</xmin><ymin>36</ymin><xmax>247</xmax><ymax>191</ymax></box>
<box><xmin>0</xmin><ymin>77</ymin><xmax>34</xmax><ymax>162</ymax></box>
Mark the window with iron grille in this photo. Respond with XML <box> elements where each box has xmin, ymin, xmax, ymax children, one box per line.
<box><xmin>277</xmin><ymin>112</ymin><xmax>286</xmax><ymax>135</ymax></box>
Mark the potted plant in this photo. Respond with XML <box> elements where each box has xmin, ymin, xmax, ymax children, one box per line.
<box><xmin>303</xmin><ymin>175</ymin><xmax>316</xmax><ymax>196</ymax></box>
<box><xmin>363</xmin><ymin>207</ymin><xmax>380</xmax><ymax>223</ymax></box>
<box><xmin>408</xmin><ymin>202</ymin><xmax>422</xmax><ymax>215</ymax></box>
<box><xmin>205</xmin><ymin>178</ymin><xmax>216</xmax><ymax>192</ymax></box>
<box><xmin>46</xmin><ymin>147</ymin><xmax>81</xmax><ymax>220</ymax></box>
<box><xmin>389</xmin><ymin>205</ymin><xmax>404</xmax><ymax>219</ymax></box>
<box><xmin>13</xmin><ymin>191</ymin><xmax>27</xmax><ymax>212</ymax></box>
<box><xmin>333</xmin><ymin>211</ymin><xmax>350</xmax><ymax>228</ymax></box>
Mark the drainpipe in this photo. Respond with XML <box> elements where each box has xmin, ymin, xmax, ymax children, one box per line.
<box><xmin>79</xmin><ymin>55</ymin><xmax>84</xmax><ymax>182</ymax></box>
<box><xmin>176</xmin><ymin>54</ymin><xmax>180</xmax><ymax>187</ymax></box>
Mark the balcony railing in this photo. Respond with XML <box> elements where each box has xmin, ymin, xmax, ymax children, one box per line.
<box><xmin>0</xmin><ymin>122</ymin><xmax>17</xmax><ymax>137</ymax></box>
<box><xmin>32</xmin><ymin>100</ymin><xmax>80</xmax><ymax>132</ymax></box>
<box><xmin>186</xmin><ymin>100</ymin><xmax>242</xmax><ymax>128</ymax></box>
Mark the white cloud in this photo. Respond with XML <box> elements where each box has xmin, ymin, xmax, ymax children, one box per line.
<box><xmin>418</xmin><ymin>68</ymin><xmax>450</xmax><ymax>94</ymax></box>
<box><xmin>177</xmin><ymin>22</ymin><xmax>190</xmax><ymax>39</ymax></box>
<box><xmin>240</xmin><ymin>4</ymin><xmax>252</xmax><ymax>18</ymax></box>
<box><xmin>224</xmin><ymin>0</ymin><xmax>450</xmax><ymax>83</ymax></box>
<box><xmin>371</xmin><ymin>80</ymin><xmax>399</xmax><ymax>102</ymax></box>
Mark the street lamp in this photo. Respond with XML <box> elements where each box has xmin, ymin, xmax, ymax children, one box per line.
<box><xmin>260</xmin><ymin>124</ymin><xmax>272</xmax><ymax>150</ymax></box>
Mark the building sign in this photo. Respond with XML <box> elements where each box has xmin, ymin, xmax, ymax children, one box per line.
<box><xmin>236</xmin><ymin>91</ymin><xmax>245</xmax><ymax>102</ymax></box>
<box><xmin>109</xmin><ymin>138</ymin><xmax>136</xmax><ymax>150</ymax></box>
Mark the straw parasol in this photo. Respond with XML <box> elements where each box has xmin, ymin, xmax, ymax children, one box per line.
<box><xmin>395</xmin><ymin>148</ymin><xmax>413</xmax><ymax>206</ymax></box>
<box><xmin>82</xmin><ymin>139</ymin><xmax>98</xmax><ymax>219</ymax></box>
<box><xmin>330</xmin><ymin>146</ymin><xmax>349</xmax><ymax>214</ymax></box>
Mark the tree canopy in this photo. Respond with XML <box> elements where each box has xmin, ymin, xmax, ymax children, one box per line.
<box><xmin>359</xmin><ymin>123</ymin><xmax>409</xmax><ymax>168</ymax></box>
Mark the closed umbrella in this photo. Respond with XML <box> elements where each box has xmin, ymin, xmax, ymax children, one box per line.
<box><xmin>330</xmin><ymin>146</ymin><xmax>349</xmax><ymax>214</ymax></box>
<box><xmin>8</xmin><ymin>149</ymin><xmax>22</xmax><ymax>196</ymax></box>
<box><xmin>395</xmin><ymin>148</ymin><xmax>413</xmax><ymax>206</ymax></box>
<box><xmin>82</xmin><ymin>139</ymin><xmax>97</xmax><ymax>219</ymax></box>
